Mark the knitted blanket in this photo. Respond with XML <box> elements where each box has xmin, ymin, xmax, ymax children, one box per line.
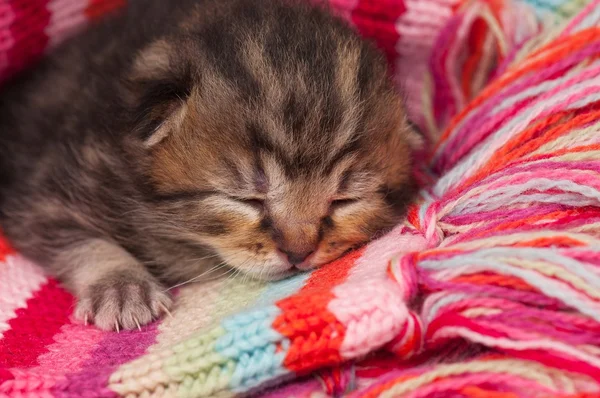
<box><xmin>1</xmin><ymin>0</ymin><xmax>598</xmax><ymax>397</ymax></box>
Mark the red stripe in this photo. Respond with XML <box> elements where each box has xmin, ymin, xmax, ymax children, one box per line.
<box><xmin>0</xmin><ymin>368</ymin><xmax>14</xmax><ymax>384</ymax></box>
<box><xmin>84</xmin><ymin>0</ymin><xmax>126</xmax><ymax>21</ymax></box>
<box><xmin>300</xmin><ymin>248</ymin><xmax>363</xmax><ymax>294</ymax></box>
<box><xmin>275</xmin><ymin>249</ymin><xmax>364</xmax><ymax>372</ymax></box>
<box><xmin>0</xmin><ymin>279</ymin><xmax>74</xmax><ymax>368</ymax></box>
<box><xmin>351</xmin><ymin>0</ymin><xmax>406</xmax><ymax>72</ymax></box>
<box><xmin>506</xmin><ymin>349</ymin><xmax>600</xmax><ymax>382</ymax></box>
<box><xmin>0</xmin><ymin>232</ymin><xmax>15</xmax><ymax>260</ymax></box>
<box><xmin>4</xmin><ymin>0</ymin><xmax>51</xmax><ymax>79</ymax></box>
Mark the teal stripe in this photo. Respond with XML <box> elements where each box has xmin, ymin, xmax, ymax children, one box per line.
<box><xmin>214</xmin><ymin>273</ymin><xmax>309</xmax><ymax>393</ymax></box>
<box><xmin>521</xmin><ymin>0</ymin><xmax>581</xmax><ymax>18</ymax></box>
<box><xmin>214</xmin><ymin>306</ymin><xmax>289</xmax><ymax>392</ymax></box>
<box><xmin>254</xmin><ymin>272</ymin><xmax>311</xmax><ymax>307</ymax></box>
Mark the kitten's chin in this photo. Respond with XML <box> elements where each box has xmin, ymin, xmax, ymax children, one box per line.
<box><xmin>236</xmin><ymin>264</ymin><xmax>298</xmax><ymax>281</ymax></box>
<box><xmin>252</xmin><ymin>268</ymin><xmax>298</xmax><ymax>281</ymax></box>
<box><xmin>220</xmin><ymin>252</ymin><xmax>298</xmax><ymax>281</ymax></box>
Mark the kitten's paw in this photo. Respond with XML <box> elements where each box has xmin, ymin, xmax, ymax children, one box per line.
<box><xmin>75</xmin><ymin>270</ymin><xmax>172</xmax><ymax>331</ymax></box>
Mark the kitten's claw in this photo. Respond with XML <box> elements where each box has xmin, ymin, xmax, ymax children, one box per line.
<box><xmin>74</xmin><ymin>270</ymin><xmax>173</xmax><ymax>331</ymax></box>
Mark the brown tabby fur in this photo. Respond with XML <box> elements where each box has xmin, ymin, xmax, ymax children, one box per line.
<box><xmin>0</xmin><ymin>0</ymin><xmax>420</xmax><ymax>330</ymax></box>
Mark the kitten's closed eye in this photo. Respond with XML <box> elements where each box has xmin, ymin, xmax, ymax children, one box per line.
<box><xmin>234</xmin><ymin>198</ymin><xmax>265</xmax><ymax>211</ymax></box>
<box><xmin>153</xmin><ymin>190</ymin><xmax>216</xmax><ymax>202</ymax></box>
<box><xmin>330</xmin><ymin>198</ymin><xmax>360</xmax><ymax>210</ymax></box>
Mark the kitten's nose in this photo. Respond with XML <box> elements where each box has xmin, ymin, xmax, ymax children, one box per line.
<box><xmin>281</xmin><ymin>249</ymin><xmax>314</xmax><ymax>265</ymax></box>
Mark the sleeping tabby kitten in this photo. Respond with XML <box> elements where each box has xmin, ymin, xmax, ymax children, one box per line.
<box><xmin>0</xmin><ymin>0</ymin><xmax>421</xmax><ymax>330</ymax></box>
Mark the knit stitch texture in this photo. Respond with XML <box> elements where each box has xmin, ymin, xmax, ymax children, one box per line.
<box><xmin>0</xmin><ymin>0</ymin><xmax>597</xmax><ymax>397</ymax></box>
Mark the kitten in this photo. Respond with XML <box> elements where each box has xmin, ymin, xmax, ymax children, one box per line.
<box><xmin>0</xmin><ymin>0</ymin><xmax>420</xmax><ymax>330</ymax></box>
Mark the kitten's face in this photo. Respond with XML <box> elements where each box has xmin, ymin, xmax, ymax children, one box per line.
<box><xmin>127</xmin><ymin>1</ymin><xmax>419</xmax><ymax>280</ymax></box>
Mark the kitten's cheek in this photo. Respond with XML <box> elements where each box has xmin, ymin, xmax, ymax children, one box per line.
<box><xmin>306</xmin><ymin>241</ymin><xmax>351</xmax><ymax>267</ymax></box>
<box><xmin>312</xmin><ymin>227</ymin><xmax>371</xmax><ymax>265</ymax></box>
<box><xmin>310</xmin><ymin>249</ymin><xmax>347</xmax><ymax>267</ymax></box>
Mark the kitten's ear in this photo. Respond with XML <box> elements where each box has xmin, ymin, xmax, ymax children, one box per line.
<box><xmin>132</xmin><ymin>40</ymin><xmax>174</xmax><ymax>81</ymax></box>
<box><xmin>126</xmin><ymin>40</ymin><xmax>192</xmax><ymax>148</ymax></box>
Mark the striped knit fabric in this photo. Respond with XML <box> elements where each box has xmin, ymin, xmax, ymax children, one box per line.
<box><xmin>0</xmin><ymin>0</ymin><xmax>125</xmax><ymax>84</ymax></box>
<box><xmin>0</xmin><ymin>0</ymin><xmax>595</xmax><ymax>397</ymax></box>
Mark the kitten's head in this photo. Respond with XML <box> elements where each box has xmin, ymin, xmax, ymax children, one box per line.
<box><xmin>125</xmin><ymin>0</ymin><xmax>421</xmax><ymax>280</ymax></box>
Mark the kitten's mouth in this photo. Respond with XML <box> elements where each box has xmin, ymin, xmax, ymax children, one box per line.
<box><xmin>234</xmin><ymin>246</ymin><xmax>359</xmax><ymax>282</ymax></box>
<box><xmin>256</xmin><ymin>258</ymin><xmax>319</xmax><ymax>281</ymax></box>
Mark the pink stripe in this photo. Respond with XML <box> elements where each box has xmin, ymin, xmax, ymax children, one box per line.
<box><xmin>53</xmin><ymin>325</ymin><xmax>159</xmax><ymax>397</ymax></box>
<box><xmin>401</xmin><ymin>372</ymin><xmax>556</xmax><ymax>398</ymax></box>
<box><xmin>0</xmin><ymin>3</ymin><xmax>16</xmax><ymax>74</ymax></box>
<box><xmin>328</xmin><ymin>226</ymin><xmax>425</xmax><ymax>359</ymax></box>
<box><xmin>3</xmin><ymin>324</ymin><xmax>106</xmax><ymax>394</ymax></box>
<box><xmin>329</xmin><ymin>279</ymin><xmax>411</xmax><ymax>359</ymax></box>
<box><xmin>328</xmin><ymin>0</ymin><xmax>360</xmax><ymax>23</ymax></box>
<box><xmin>396</xmin><ymin>0</ymin><xmax>459</xmax><ymax>129</ymax></box>
<box><xmin>33</xmin><ymin>323</ymin><xmax>106</xmax><ymax>379</ymax></box>
<box><xmin>0</xmin><ymin>279</ymin><xmax>73</xmax><ymax>369</ymax></box>
<box><xmin>45</xmin><ymin>0</ymin><xmax>91</xmax><ymax>48</ymax></box>
<box><xmin>262</xmin><ymin>378</ymin><xmax>324</xmax><ymax>398</ymax></box>
<box><xmin>345</xmin><ymin>225</ymin><xmax>426</xmax><ymax>284</ymax></box>
<box><xmin>0</xmin><ymin>255</ymin><xmax>47</xmax><ymax>337</ymax></box>
<box><xmin>560</xmin><ymin>0</ymin><xmax>600</xmax><ymax>38</ymax></box>
<box><xmin>476</xmin><ymin>168</ymin><xmax>600</xmax><ymax>194</ymax></box>
<box><xmin>445</xmin><ymin>63</ymin><xmax>600</xmax><ymax>170</ymax></box>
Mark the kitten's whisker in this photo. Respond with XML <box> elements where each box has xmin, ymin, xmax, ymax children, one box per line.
<box><xmin>209</xmin><ymin>268</ymin><xmax>236</xmax><ymax>281</ymax></box>
<box><xmin>159</xmin><ymin>303</ymin><xmax>173</xmax><ymax>319</ymax></box>
<box><xmin>192</xmin><ymin>253</ymin><xmax>221</xmax><ymax>261</ymax></box>
<box><xmin>203</xmin><ymin>266</ymin><xmax>236</xmax><ymax>282</ymax></box>
<box><xmin>225</xmin><ymin>266</ymin><xmax>243</xmax><ymax>283</ymax></box>
<box><xmin>256</xmin><ymin>259</ymin><xmax>269</xmax><ymax>282</ymax></box>
<box><xmin>163</xmin><ymin>261</ymin><xmax>227</xmax><ymax>291</ymax></box>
